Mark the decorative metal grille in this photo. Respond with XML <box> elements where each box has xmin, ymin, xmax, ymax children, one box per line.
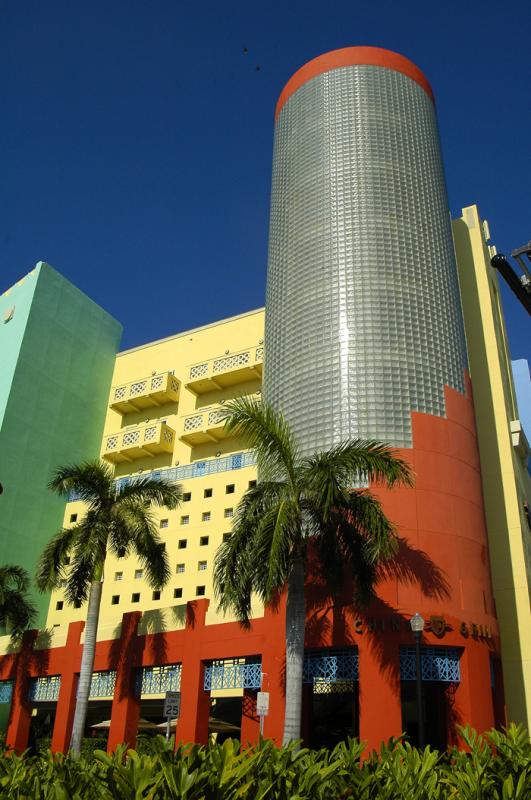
<box><xmin>106</xmin><ymin>435</ymin><xmax>118</xmax><ymax>451</ymax></box>
<box><xmin>163</xmin><ymin>429</ymin><xmax>174</xmax><ymax>444</ymax></box>
<box><xmin>204</xmin><ymin>658</ymin><xmax>261</xmax><ymax>690</ymax></box>
<box><xmin>213</xmin><ymin>352</ymin><xmax>250</xmax><ymax>374</ymax></box>
<box><xmin>114</xmin><ymin>386</ymin><xmax>127</xmax><ymax>400</ymax></box>
<box><xmin>190</xmin><ymin>363</ymin><xmax>208</xmax><ymax>379</ymax></box>
<box><xmin>0</xmin><ymin>681</ymin><xmax>13</xmax><ymax>704</ymax></box>
<box><xmin>207</xmin><ymin>409</ymin><xmax>225</xmax><ymax>426</ymax></box>
<box><xmin>150</xmin><ymin>375</ymin><xmax>163</xmax><ymax>390</ymax></box>
<box><xmin>303</xmin><ymin>649</ymin><xmax>359</xmax><ymax>684</ymax></box>
<box><xmin>89</xmin><ymin>670</ymin><xmax>117</xmax><ymax>698</ymax></box>
<box><xmin>144</xmin><ymin>426</ymin><xmax>156</xmax><ymax>442</ymax></box>
<box><xmin>136</xmin><ymin>664</ymin><xmax>181</xmax><ymax>696</ymax></box>
<box><xmin>170</xmin><ymin>377</ymin><xmax>179</xmax><ymax>392</ymax></box>
<box><xmin>29</xmin><ymin>675</ymin><xmax>61</xmax><ymax>702</ymax></box>
<box><xmin>130</xmin><ymin>380</ymin><xmax>147</xmax><ymax>397</ymax></box>
<box><xmin>184</xmin><ymin>415</ymin><xmax>203</xmax><ymax>432</ymax></box>
<box><xmin>400</xmin><ymin>647</ymin><xmax>461</xmax><ymax>683</ymax></box>
<box><xmin>122</xmin><ymin>431</ymin><xmax>140</xmax><ymax>446</ymax></box>
<box><xmin>255</xmin><ymin>347</ymin><xmax>264</xmax><ymax>361</ymax></box>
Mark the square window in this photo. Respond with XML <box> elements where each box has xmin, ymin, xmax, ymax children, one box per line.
<box><xmin>111</xmin><ymin>595</ymin><xmax>120</xmax><ymax>605</ymax></box>
<box><xmin>183</xmin><ymin>492</ymin><xmax>191</xmax><ymax>502</ymax></box>
<box><xmin>131</xmin><ymin>593</ymin><xmax>140</xmax><ymax>603</ymax></box>
<box><xmin>196</xmin><ymin>585</ymin><xmax>205</xmax><ymax>596</ymax></box>
<box><xmin>55</xmin><ymin>601</ymin><xmax>63</xmax><ymax>611</ymax></box>
<box><xmin>69</xmin><ymin>513</ymin><xmax>78</xmax><ymax>523</ymax></box>
<box><xmin>174</xmin><ymin>588</ymin><xmax>183</xmax><ymax>599</ymax></box>
<box><xmin>134</xmin><ymin>569</ymin><xmax>143</xmax><ymax>579</ymax></box>
<box><xmin>224</xmin><ymin>508</ymin><xmax>234</xmax><ymax>518</ymax></box>
<box><xmin>114</xmin><ymin>571</ymin><xmax>123</xmax><ymax>581</ymax></box>
<box><xmin>64</xmin><ymin>556</ymin><xmax>71</xmax><ymax>565</ymax></box>
<box><xmin>152</xmin><ymin>590</ymin><xmax>161</xmax><ymax>601</ymax></box>
<box><xmin>74</xmin><ymin>600</ymin><xmax>81</xmax><ymax>609</ymax></box>
<box><xmin>202</xmin><ymin>511</ymin><xmax>211</xmax><ymax>522</ymax></box>
<box><xmin>117</xmin><ymin>548</ymin><xmax>125</xmax><ymax>559</ymax></box>
<box><xmin>180</xmin><ymin>515</ymin><xmax>189</xmax><ymax>525</ymax></box>
<box><xmin>248</xmin><ymin>480</ymin><xmax>257</xmax><ymax>489</ymax></box>
<box><xmin>226</xmin><ymin>484</ymin><xmax>235</xmax><ymax>494</ymax></box>
<box><xmin>178</xmin><ymin>539</ymin><xmax>187</xmax><ymax>549</ymax></box>
<box><xmin>200</xmin><ymin>536</ymin><xmax>209</xmax><ymax>546</ymax></box>
<box><xmin>198</xmin><ymin>560</ymin><xmax>207</xmax><ymax>571</ymax></box>
<box><xmin>223</xmin><ymin>532</ymin><xmax>231</xmax><ymax>542</ymax></box>
<box><xmin>176</xmin><ymin>563</ymin><xmax>185</xmax><ymax>574</ymax></box>
<box><xmin>204</xmin><ymin>488</ymin><xmax>213</xmax><ymax>498</ymax></box>
<box><xmin>160</xmin><ymin>519</ymin><xmax>169</xmax><ymax>529</ymax></box>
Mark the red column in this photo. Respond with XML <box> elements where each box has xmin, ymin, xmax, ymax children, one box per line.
<box><xmin>454</xmin><ymin>641</ymin><xmax>495</xmax><ymax>742</ymax></box>
<box><xmin>261</xmin><ymin>602</ymin><xmax>285</xmax><ymax>745</ymax></box>
<box><xmin>357</xmin><ymin>634</ymin><xmax>402</xmax><ymax>753</ymax></box>
<box><xmin>107</xmin><ymin>611</ymin><xmax>143</xmax><ymax>752</ymax></box>
<box><xmin>175</xmin><ymin>599</ymin><xmax>211</xmax><ymax>746</ymax></box>
<box><xmin>5</xmin><ymin>630</ymin><xmax>38</xmax><ymax>754</ymax></box>
<box><xmin>240</xmin><ymin>689</ymin><xmax>260</xmax><ymax>746</ymax></box>
<box><xmin>51</xmin><ymin>621</ymin><xmax>84</xmax><ymax>753</ymax></box>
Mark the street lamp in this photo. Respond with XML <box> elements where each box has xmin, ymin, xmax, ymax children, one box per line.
<box><xmin>410</xmin><ymin>612</ymin><xmax>425</xmax><ymax>748</ymax></box>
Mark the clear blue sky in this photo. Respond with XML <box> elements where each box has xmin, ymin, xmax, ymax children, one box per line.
<box><xmin>1</xmin><ymin>0</ymin><xmax>529</xmax><ymax>360</ymax></box>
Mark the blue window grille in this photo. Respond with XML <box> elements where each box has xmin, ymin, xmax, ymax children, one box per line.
<box><xmin>204</xmin><ymin>658</ymin><xmax>261</xmax><ymax>691</ymax></box>
<box><xmin>89</xmin><ymin>670</ymin><xmax>117</xmax><ymax>698</ymax></box>
<box><xmin>400</xmin><ymin>647</ymin><xmax>461</xmax><ymax>683</ymax></box>
<box><xmin>28</xmin><ymin>675</ymin><xmax>61</xmax><ymax>702</ymax></box>
<box><xmin>135</xmin><ymin>664</ymin><xmax>181</xmax><ymax>696</ymax></box>
<box><xmin>0</xmin><ymin>681</ymin><xmax>13</xmax><ymax>704</ymax></box>
<box><xmin>303</xmin><ymin>649</ymin><xmax>359</xmax><ymax>685</ymax></box>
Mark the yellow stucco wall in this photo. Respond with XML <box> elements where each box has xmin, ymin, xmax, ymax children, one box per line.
<box><xmin>46</xmin><ymin>308</ymin><xmax>265</xmax><ymax>632</ymax></box>
<box><xmin>453</xmin><ymin>206</ymin><xmax>531</xmax><ymax>728</ymax></box>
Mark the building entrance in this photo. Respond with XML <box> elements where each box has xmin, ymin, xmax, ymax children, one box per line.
<box><xmin>304</xmin><ymin>683</ymin><xmax>359</xmax><ymax>749</ymax></box>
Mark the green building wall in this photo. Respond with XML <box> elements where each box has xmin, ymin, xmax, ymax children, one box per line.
<box><xmin>0</xmin><ymin>262</ymin><xmax>122</xmax><ymax>625</ymax></box>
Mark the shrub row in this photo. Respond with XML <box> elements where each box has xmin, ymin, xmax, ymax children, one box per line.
<box><xmin>0</xmin><ymin>724</ymin><xmax>529</xmax><ymax>799</ymax></box>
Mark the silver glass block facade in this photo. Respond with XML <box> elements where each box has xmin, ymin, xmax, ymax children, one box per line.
<box><xmin>264</xmin><ymin>64</ymin><xmax>468</xmax><ymax>451</ymax></box>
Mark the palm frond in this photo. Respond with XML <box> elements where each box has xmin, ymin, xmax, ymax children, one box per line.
<box><xmin>116</xmin><ymin>500</ymin><xmax>170</xmax><ymax>589</ymax></box>
<box><xmin>48</xmin><ymin>460</ymin><xmax>114</xmax><ymax>504</ymax></box>
<box><xmin>301</xmin><ymin>439</ymin><xmax>414</xmax><ymax>490</ymax></box>
<box><xmin>338</xmin><ymin>491</ymin><xmax>399</xmax><ymax>562</ymax></box>
<box><xmin>214</xmin><ymin>518</ymin><xmax>258</xmax><ymax>627</ymax></box>
<box><xmin>219</xmin><ymin>397</ymin><xmax>299</xmax><ymax>486</ymax></box>
<box><xmin>115</xmin><ymin>477</ymin><xmax>182</xmax><ymax>510</ymax></box>
<box><xmin>0</xmin><ymin>590</ymin><xmax>37</xmax><ymax>638</ymax></box>
<box><xmin>35</xmin><ymin>526</ymin><xmax>78</xmax><ymax>592</ymax></box>
<box><xmin>253</xmin><ymin>500</ymin><xmax>300</xmax><ymax>599</ymax></box>
<box><xmin>0</xmin><ymin>565</ymin><xmax>31</xmax><ymax>595</ymax></box>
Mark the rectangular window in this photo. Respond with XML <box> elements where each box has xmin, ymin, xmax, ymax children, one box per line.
<box><xmin>248</xmin><ymin>480</ymin><xmax>257</xmax><ymax>489</ymax></box>
<box><xmin>202</xmin><ymin>511</ymin><xmax>211</xmax><ymax>522</ymax></box>
<box><xmin>178</xmin><ymin>539</ymin><xmax>187</xmax><ymax>549</ymax></box>
<box><xmin>160</xmin><ymin>519</ymin><xmax>168</xmax><ymax>528</ymax></box>
<box><xmin>134</xmin><ymin>569</ymin><xmax>143</xmax><ymax>579</ymax></box>
<box><xmin>74</xmin><ymin>600</ymin><xmax>81</xmax><ymax>609</ymax></box>
<box><xmin>200</xmin><ymin>536</ymin><xmax>209</xmax><ymax>546</ymax></box>
<box><xmin>69</xmin><ymin>513</ymin><xmax>78</xmax><ymax>523</ymax></box>
<box><xmin>196</xmin><ymin>585</ymin><xmax>205</xmax><ymax>596</ymax></box>
<box><xmin>183</xmin><ymin>492</ymin><xmax>191</xmax><ymax>502</ymax></box>
<box><xmin>174</xmin><ymin>588</ymin><xmax>183</xmax><ymax>599</ymax></box>
<box><xmin>176</xmin><ymin>563</ymin><xmax>185</xmax><ymax>574</ymax></box>
<box><xmin>223</xmin><ymin>532</ymin><xmax>231</xmax><ymax>542</ymax></box>
<box><xmin>111</xmin><ymin>595</ymin><xmax>120</xmax><ymax>605</ymax></box>
<box><xmin>65</xmin><ymin>556</ymin><xmax>71</xmax><ymax>565</ymax></box>
<box><xmin>114</xmin><ymin>572</ymin><xmax>123</xmax><ymax>581</ymax></box>
<box><xmin>226</xmin><ymin>484</ymin><xmax>235</xmax><ymax>494</ymax></box>
<box><xmin>224</xmin><ymin>508</ymin><xmax>234</xmax><ymax>518</ymax></box>
<box><xmin>180</xmin><ymin>515</ymin><xmax>189</xmax><ymax>525</ymax></box>
<box><xmin>198</xmin><ymin>560</ymin><xmax>207</xmax><ymax>571</ymax></box>
<box><xmin>152</xmin><ymin>590</ymin><xmax>161</xmax><ymax>600</ymax></box>
<box><xmin>204</xmin><ymin>488</ymin><xmax>213</xmax><ymax>498</ymax></box>
<box><xmin>131</xmin><ymin>593</ymin><xmax>140</xmax><ymax>603</ymax></box>
<box><xmin>55</xmin><ymin>601</ymin><xmax>63</xmax><ymax>611</ymax></box>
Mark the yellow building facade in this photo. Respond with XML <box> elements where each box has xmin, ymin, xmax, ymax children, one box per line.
<box><xmin>453</xmin><ymin>205</ymin><xmax>531</xmax><ymax>729</ymax></box>
<box><xmin>46</xmin><ymin>308</ymin><xmax>265</xmax><ymax>631</ymax></box>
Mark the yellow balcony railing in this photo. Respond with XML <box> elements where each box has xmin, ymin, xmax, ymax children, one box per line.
<box><xmin>110</xmin><ymin>373</ymin><xmax>180</xmax><ymax>414</ymax></box>
<box><xmin>179</xmin><ymin>407</ymin><xmax>231</xmax><ymax>446</ymax></box>
<box><xmin>103</xmin><ymin>422</ymin><xmax>176</xmax><ymax>463</ymax></box>
<box><xmin>186</xmin><ymin>346</ymin><xmax>263</xmax><ymax>395</ymax></box>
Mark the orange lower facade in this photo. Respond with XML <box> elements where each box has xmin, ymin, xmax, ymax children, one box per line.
<box><xmin>0</xmin><ymin>377</ymin><xmax>504</xmax><ymax>752</ymax></box>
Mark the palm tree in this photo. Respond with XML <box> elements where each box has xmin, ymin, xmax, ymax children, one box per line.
<box><xmin>0</xmin><ymin>565</ymin><xmax>37</xmax><ymax>640</ymax></box>
<box><xmin>36</xmin><ymin>460</ymin><xmax>181</xmax><ymax>756</ymax></box>
<box><xmin>214</xmin><ymin>398</ymin><xmax>413</xmax><ymax>745</ymax></box>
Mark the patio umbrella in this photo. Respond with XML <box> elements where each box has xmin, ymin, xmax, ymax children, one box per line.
<box><xmin>91</xmin><ymin>718</ymin><xmax>159</xmax><ymax>731</ymax></box>
<box><xmin>155</xmin><ymin>717</ymin><xmax>241</xmax><ymax>734</ymax></box>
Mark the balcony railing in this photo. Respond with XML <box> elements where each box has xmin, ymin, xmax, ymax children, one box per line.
<box><xmin>103</xmin><ymin>421</ymin><xmax>176</xmax><ymax>463</ymax></box>
<box><xmin>110</xmin><ymin>372</ymin><xmax>180</xmax><ymax>414</ymax></box>
<box><xmin>186</xmin><ymin>346</ymin><xmax>263</xmax><ymax>395</ymax></box>
<box><xmin>179</xmin><ymin>407</ymin><xmax>231</xmax><ymax>446</ymax></box>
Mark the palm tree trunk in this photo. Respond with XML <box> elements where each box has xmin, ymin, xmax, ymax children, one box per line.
<box><xmin>69</xmin><ymin>579</ymin><xmax>102</xmax><ymax>756</ymax></box>
<box><xmin>282</xmin><ymin>557</ymin><xmax>306</xmax><ymax>745</ymax></box>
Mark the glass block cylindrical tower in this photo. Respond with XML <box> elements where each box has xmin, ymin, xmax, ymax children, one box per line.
<box><xmin>264</xmin><ymin>47</ymin><xmax>468</xmax><ymax>452</ymax></box>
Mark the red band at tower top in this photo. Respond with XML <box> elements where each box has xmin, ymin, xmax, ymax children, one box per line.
<box><xmin>275</xmin><ymin>46</ymin><xmax>434</xmax><ymax>120</ymax></box>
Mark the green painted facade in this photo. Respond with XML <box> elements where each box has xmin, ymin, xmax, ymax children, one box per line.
<box><xmin>0</xmin><ymin>262</ymin><xmax>122</xmax><ymax>624</ymax></box>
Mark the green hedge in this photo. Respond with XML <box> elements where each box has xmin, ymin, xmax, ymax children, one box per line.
<box><xmin>0</xmin><ymin>724</ymin><xmax>529</xmax><ymax>799</ymax></box>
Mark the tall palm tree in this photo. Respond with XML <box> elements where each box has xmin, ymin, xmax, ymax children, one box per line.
<box><xmin>214</xmin><ymin>398</ymin><xmax>413</xmax><ymax>744</ymax></box>
<box><xmin>0</xmin><ymin>565</ymin><xmax>37</xmax><ymax>640</ymax></box>
<box><xmin>36</xmin><ymin>460</ymin><xmax>181</xmax><ymax>756</ymax></box>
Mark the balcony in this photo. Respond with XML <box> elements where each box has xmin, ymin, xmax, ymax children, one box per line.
<box><xmin>179</xmin><ymin>407</ymin><xmax>231</xmax><ymax>446</ymax></box>
<box><xmin>186</xmin><ymin>346</ymin><xmax>263</xmax><ymax>395</ymax></box>
<box><xmin>110</xmin><ymin>373</ymin><xmax>180</xmax><ymax>414</ymax></box>
<box><xmin>103</xmin><ymin>421</ymin><xmax>176</xmax><ymax>463</ymax></box>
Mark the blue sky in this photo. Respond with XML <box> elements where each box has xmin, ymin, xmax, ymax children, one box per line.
<box><xmin>1</xmin><ymin>0</ymin><xmax>529</xmax><ymax>360</ymax></box>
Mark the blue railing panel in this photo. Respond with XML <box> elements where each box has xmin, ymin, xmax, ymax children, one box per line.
<box><xmin>28</xmin><ymin>675</ymin><xmax>61</xmax><ymax>702</ymax></box>
<box><xmin>303</xmin><ymin>649</ymin><xmax>359</xmax><ymax>684</ymax></box>
<box><xmin>400</xmin><ymin>647</ymin><xmax>461</xmax><ymax>682</ymax></box>
<box><xmin>89</xmin><ymin>670</ymin><xmax>117</xmax><ymax>698</ymax></box>
<box><xmin>0</xmin><ymin>681</ymin><xmax>13</xmax><ymax>704</ymax></box>
<box><xmin>204</xmin><ymin>659</ymin><xmax>261</xmax><ymax>690</ymax></box>
<box><xmin>136</xmin><ymin>664</ymin><xmax>181</xmax><ymax>696</ymax></box>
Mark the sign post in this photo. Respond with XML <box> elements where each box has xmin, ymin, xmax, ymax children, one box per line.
<box><xmin>256</xmin><ymin>691</ymin><xmax>269</xmax><ymax>736</ymax></box>
<box><xmin>163</xmin><ymin>690</ymin><xmax>181</xmax><ymax>742</ymax></box>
